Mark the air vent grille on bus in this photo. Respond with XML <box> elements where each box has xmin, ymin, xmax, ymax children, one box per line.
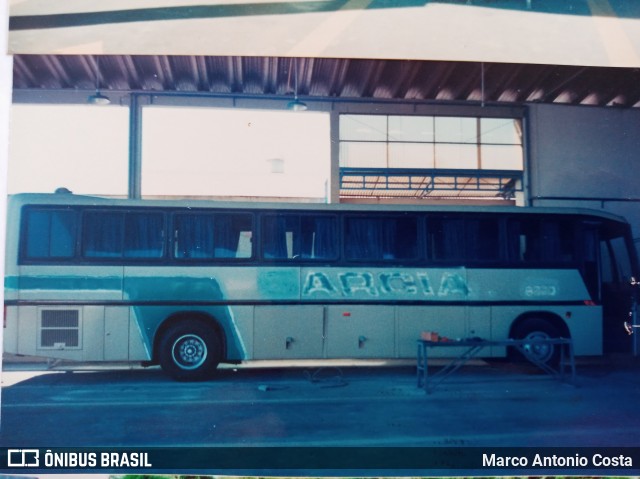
<box><xmin>39</xmin><ymin>309</ymin><xmax>80</xmax><ymax>349</ymax></box>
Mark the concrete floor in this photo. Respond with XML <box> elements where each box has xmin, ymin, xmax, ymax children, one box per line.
<box><xmin>2</xmin><ymin>358</ymin><xmax>639</xmax><ymax>445</ymax></box>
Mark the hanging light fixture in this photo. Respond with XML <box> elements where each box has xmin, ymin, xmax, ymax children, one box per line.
<box><xmin>88</xmin><ymin>91</ymin><xmax>110</xmax><ymax>105</ymax></box>
<box><xmin>88</xmin><ymin>56</ymin><xmax>111</xmax><ymax>105</ymax></box>
<box><xmin>287</xmin><ymin>58</ymin><xmax>307</xmax><ymax>111</ymax></box>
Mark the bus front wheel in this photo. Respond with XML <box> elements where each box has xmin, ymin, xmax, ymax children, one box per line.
<box><xmin>159</xmin><ymin>320</ymin><xmax>222</xmax><ymax>381</ymax></box>
<box><xmin>512</xmin><ymin>318</ymin><xmax>562</xmax><ymax>366</ymax></box>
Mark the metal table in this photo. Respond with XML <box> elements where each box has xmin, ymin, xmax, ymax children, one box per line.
<box><xmin>417</xmin><ymin>337</ymin><xmax>575</xmax><ymax>393</ymax></box>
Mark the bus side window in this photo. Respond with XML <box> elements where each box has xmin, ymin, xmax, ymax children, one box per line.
<box><xmin>581</xmin><ymin>224</ymin><xmax>600</xmax><ymax>301</ymax></box>
<box><xmin>600</xmin><ymin>241</ymin><xmax>614</xmax><ymax>284</ymax></box>
<box><xmin>345</xmin><ymin>216</ymin><xmax>417</xmax><ymax>261</ymax></box>
<box><xmin>262</xmin><ymin>215</ymin><xmax>295</xmax><ymax>259</ymax></box>
<box><xmin>467</xmin><ymin>218</ymin><xmax>500</xmax><ymax>261</ymax></box>
<box><xmin>124</xmin><ymin>212</ymin><xmax>165</xmax><ymax>258</ymax></box>
<box><xmin>506</xmin><ymin>219</ymin><xmax>527</xmax><ymax>262</ymax></box>
<box><xmin>427</xmin><ymin>217</ymin><xmax>499</xmax><ymax>262</ymax></box>
<box><xmin>174</xmin><ymin>214</ymin><xmax>215</xmax><ymax>259</ymax></box>
<box><xmin>602</xmin><ymin>237</ymin><xmax>633</xmax><ymax>284</ymax></box>
<box><xmin>507</xmin><ymin>219</ymin><xmax>543</xmax><ymax>262</ymax></box>
<box><xmin>300</xmin><ymin>216</ymin><xmax>337</xmax><ymax>260</ymax></box>
<box><xmin>541</xmin><ymin>220</ymin><xmax>576</xmax><ymax>262</ymax></box>
<box><xmin>506</xmin><ymin>218</ymin><xmax>576</xmax><ymax>264</ymax></box>
<box><xmin>83</xmin><ymin>211</ymin><xmax>124</xmax><ymax>258</ymax></box>
<box><xmin>390</xmin><ymin>217</ymin><xmax>418</xmax><ymax>260</ymax></box>
<box><xmin>427</xmin><ymin>217</ymin><xmax>465</xmax><ymax>261</ymax></box>
<box><xmin>345</xmin><ymin>217</ymin><xmax>372</xmax><ymax>260</ymax></box>
<box><xmin>175</xmin><ymin>213</ymin><xmax>253</xmax><ymax>260</ymax></box>
<box><xmin>216</xmin><ymin>214</ymin><xmax>253</xmax><ymax>259</ymax></box>
<box><xmin>83</xmin><ymin>210</ymin><xmax>165</xmax><ymax>259</ymax></box>
<box><xmin>263</xmin><ymin>215</ymin><xmax>337</xmax><ymax>260</ymax></box>
<box><xmin>24</xmin><ymin>208</ymin><xmax>77</xmax><ymax>259</ymax></box>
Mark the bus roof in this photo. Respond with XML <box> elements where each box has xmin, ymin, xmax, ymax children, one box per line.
<box><xmin>7</xmin><ymin>192</ymin><xmax>631</xmax><ymax>225</ymax></box>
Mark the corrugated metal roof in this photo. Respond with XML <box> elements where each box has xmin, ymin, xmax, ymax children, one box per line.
<box><xmin>13</xmin><ymin>55</ymin><xmax>640</xmax><ymax>108</ymax></box>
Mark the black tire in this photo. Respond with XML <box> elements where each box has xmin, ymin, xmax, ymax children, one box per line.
<box><xmin>158</xmin><ymin>320</ymin><xmax>222</xmax><ymax>381</ymax></box>
<box><xmin>512</xmin><ymin>318</ymin><xmax>562</xmax><ymax>366</ymax></box>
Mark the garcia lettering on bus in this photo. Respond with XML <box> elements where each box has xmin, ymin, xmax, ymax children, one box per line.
<box><xmin>302</xmin><ymin>271</ymin><xmax>468</xmax><ymax>298</ymax></box>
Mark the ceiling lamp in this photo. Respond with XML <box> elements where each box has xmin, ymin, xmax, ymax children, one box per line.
<box><xmin>287</xmin><ymin>98</ymin><xmax>307</xmax><ymax>111</ymax></box>
<box><xmin>88</xmin><ymin>56</ymin><xmax>111</xmax><ymax>105</ymax></box>
<box><xmin>287</xmin><ymin>58</ymin><xmax>307</xmax><ymax>111</ymax></box>
<box><xmin>88</xmin><ymin>91</ymin><xmax>111</xmax><ymax>105</ymax></box>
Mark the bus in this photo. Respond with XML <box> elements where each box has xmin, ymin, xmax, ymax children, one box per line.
<box><xmin>3</xmin><ymin>192</ymin><xmax>638</xmax><ymax>380</ymax></box>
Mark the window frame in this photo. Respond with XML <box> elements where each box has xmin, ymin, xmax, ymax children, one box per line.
<box><xmin>172</xmin><ymin>210</ymin><xmax>255</xmax><ymax>263</ymax></box>
<box><xmin>339</xmin><ymin>113</ymin><xmax>524</xmax><ymax>172</ymax></box>
<box><xmin>425</xmin><ymin>214</ymin><xmax>503</xmax><ymax>265</ymax></box>
<box><xmin>80</xmin><ymin>208</ymin><xmax>167</xmax><ymax>262</ymax></box>
<box><xmin>505</xmin><ymin>215</ymin><xmax>583</xmax><ymax>267</ymax></box>
<box><xmin>20</xmin><ymin>206</ymin><xmax>79</xmax><ymax>262</ymax></box>
<box><xmin>343</xmin><ymin>213</ymin><xmax>421</xmax><ymax>264</ymax></box>
<box><xmin>260</xmin><ymin>212</ymin><xmax>340</xmax><ymax>263</ymax></box>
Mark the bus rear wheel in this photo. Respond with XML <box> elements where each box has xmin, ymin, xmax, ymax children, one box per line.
<box><xmin>512</xmin><ymin>318</ymin><xmax>562</xmax><ymax>367</ymax></box>
<box><xmin>159</xmin><ymin>320</ymin><xmax>222</xmax><ymax>381</ymax></box>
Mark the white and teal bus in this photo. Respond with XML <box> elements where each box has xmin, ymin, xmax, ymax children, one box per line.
<box><xmin>4</xmin><ymin>192</ymin><xmax>638</xmax><ymax>380</ymax></box>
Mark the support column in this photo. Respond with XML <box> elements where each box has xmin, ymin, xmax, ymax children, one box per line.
<box><xmin>329</xmin><ymin>109</ymin><xmax>340</xmax><ymax>204</ymax></box>
<box><xmin>128</xmin><ymin>93</ymin><xmax>144</xmax><ymax>199</ymax></box>
<box><xmin>0</xmin><ymin>0</ymin><xmax>13</xmax><ymax>427</ymax></box>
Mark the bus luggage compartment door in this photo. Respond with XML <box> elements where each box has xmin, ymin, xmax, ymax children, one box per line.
<box><xmin>253</xmin><ymin>305</ymin><xmax>324</xmax><ymax>359</ymax></box>
<box><xmin>326</xmin><ymin>306</ymin><xmax>395</xmax><ymax>358</ymax></box>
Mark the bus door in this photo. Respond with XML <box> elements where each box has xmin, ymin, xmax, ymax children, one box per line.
<box><xmin>600</xmin><ymin>231</ymin><xmax>638</xmax><ymax>354</ymax></box>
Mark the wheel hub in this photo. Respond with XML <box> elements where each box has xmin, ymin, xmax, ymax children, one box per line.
<box><xmin>172</xmin><ymin>334</ymin><xmax>208</xmax><ymax>370</ymax></box>
<box><xmin>523</xmin><ymin>331</ymin><xmax>553</xmax><ymax>363</ymax></box>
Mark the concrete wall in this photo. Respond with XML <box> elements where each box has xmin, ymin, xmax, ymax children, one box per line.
<box><xmin>527</xmin><ymin>103</ymin><xmax>640</xmax><ymax>241</ymax></box>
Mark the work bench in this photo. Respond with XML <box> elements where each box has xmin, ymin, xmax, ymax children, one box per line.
<box><xmin>416</xmin><ymin>337</ymin><xmax>576</xmax><ymax>394</ymax></box>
